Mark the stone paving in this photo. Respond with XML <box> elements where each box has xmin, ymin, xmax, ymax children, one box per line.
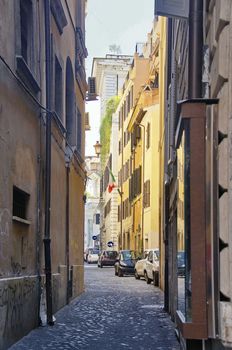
<box><xmin>10</xmin><ymin>264</ymin><xmax>180</xmax><ymax>350</ymax></box>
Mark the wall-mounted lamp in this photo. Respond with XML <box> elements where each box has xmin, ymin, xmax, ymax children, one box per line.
<box><xmin>93</xmin><ymin>141</ymin><xmax>102</xmax><ymax>157</ymax></box>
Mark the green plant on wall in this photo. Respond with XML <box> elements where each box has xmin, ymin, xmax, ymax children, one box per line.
<box><xmin>100</xmin><ymin>96</ymin><xmax>120</xmax><ymax>164</ymax></box>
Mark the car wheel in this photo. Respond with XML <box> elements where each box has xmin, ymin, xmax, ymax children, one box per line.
<box><xmin>135</xmin><ymin>270</ymin><xmax>140</xmax><ymax>280</ymax></box>
<box><xmin>153</xmin><ymin>271</ymin><xmax>159</xmax><ymax>287</ymax></box>
<box><xmin>118</xmin><ymin>268</ymin><xmax>123</xmax><ymax>277</ymax></box>
<box><xmin>144</xmin><ymin>271</ymin><xmax>151</xmax><ymax>284</ymax></box>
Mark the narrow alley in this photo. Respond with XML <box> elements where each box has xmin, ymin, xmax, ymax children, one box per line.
<box><xmin>9</xmin><ymin>266</ymin><xmax>179</xmax><ymax>350</ymax></box>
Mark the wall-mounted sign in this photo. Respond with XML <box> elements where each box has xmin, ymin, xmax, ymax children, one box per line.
<box><xmin>92</xmin><ymin>235</ymin><xmax>98</xmax><ymax>240</ymax></box>
<box><xmin>107</xmin><ymin>241</ymin><xmax>114</xmax><ymax>248</ymax></box>
<box><xmin>155</xmin><ymin>0</ymin><xmax>189</xmax><ymax>19</ymax></box>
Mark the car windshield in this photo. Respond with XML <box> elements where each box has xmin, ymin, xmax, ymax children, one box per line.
<box><xmin>154</xmin><ymin>250</ymin><xmax>160</xmax><ymax>260</ymax></box>
<box><xmin>90</xmin><ymin>249</ymin><xmax>99</xmax><ymax>254</ymax></box>
<box><xmin>105</xmin><ymin>251</ymin><xmax>117</xmax><ymax>258</ymax></box>
<box><xmin>121</xmin><ymin>251</ymin><xmax>135</xmax><ymax>261</ymax></box>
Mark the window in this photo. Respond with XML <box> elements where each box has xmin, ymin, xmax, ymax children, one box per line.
<box><xmin>130</xmin><ymin>86</ymin><xmax>134</xmax><ymax>109</ymax></box>
<box><xmin>20</xmin><ymin>0</ymin><xmax>33</xmax><ymax>65</ymax></box>
<box><xmin>119</xmin><ymin>140</ymin><xmax>121</xmax><ymax>155</ymax></box>
<box><xmin>104</xmin><ymin>199</ymin><xmax>111</xmax><ymax>218</ymax></box>
<box><xmin>13</xmin><ymin>186</ymin><xmax>29</xmax><ymax>220</ymax></box>
<box><xmin>50</xmin><ymin>0</ymin><xmax>68</xmax><ymax>35</ymax></box>
<box><xmin>95</xmin><ymin>213</ymin><xmax>100</xmax><ymax>225</ymax></box>
<box><xmin>118</xmin><ymin>205</ymin><xmax>121</xmax><ymax>222</ymax></box>
<box><xmin>66</xmin><ymin>57</ymin><xmax>75</xmax><ymax>146</ymax></box>
<box><xmin>136</xmin><ymin>125</ymin><xmax>141</xmax><ymax>140</ymax></box>
<box><xmin>144</xmin><ymin>180</ymin><xmax>150</xmax><ymax>208</ymax></box>
<box><xmin>55</xmin><ymin>56</ymin><xmax>63</xmax><ymax>120</ymax></box>
<box><xmin>129</xmin><ymin>166</ymin><xmax>142</xmax><ymax>201</ymax></box>
<box><xmin>146</xmin><ymin>123</ymin><xmax>150</xmax><ymax>149</ymax></box>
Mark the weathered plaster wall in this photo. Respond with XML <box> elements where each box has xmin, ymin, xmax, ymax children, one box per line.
<box><xmin>0</xmin><ymin>276</ymin><xmax>39</xmax><ymax>350</ymax></box>
<box><xmin>0</xmin><ymin>0</ymin><xmax>86</xmax><ymax>348</ymax></box>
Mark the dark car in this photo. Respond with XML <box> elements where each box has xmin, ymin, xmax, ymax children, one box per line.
<box><xmin>98</xmin><ymin>250</ymin><xmax>118</xmax><ymax>268</ymax></box>
<box><xmin>177</xmin><ymin>251</ymin><xmax>185</xmax><ymax>276</ymax></box>
<box><xmin>115</xmin><ymin>250</ymin><xmax>136</xmax><ymax>277</ymax></box>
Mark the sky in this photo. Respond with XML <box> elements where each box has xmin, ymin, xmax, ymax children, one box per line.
<box><xmin>85</xmin><ymin>0</ymin><xmax>154</xmax><ymax>156</ymax></box>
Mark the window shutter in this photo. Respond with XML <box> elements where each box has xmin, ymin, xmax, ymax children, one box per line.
<box><xmin>143</xmin><ymin>181</ymin><xmax>147</xmax><ymax>207</ymax></box>
<box><xmin>147</xmin><ymin>180</ymin><xmax>150</xmax><ymax>207</ymax></box>
<box><xmin>136</xmin><ymin>125</ymin><xmax>141</xmax><ymax>140</ymax></box>
<box><xmin>146</xmin><ymin>123</ymin><xmax>150</xmax><ymax>149</ymax></box>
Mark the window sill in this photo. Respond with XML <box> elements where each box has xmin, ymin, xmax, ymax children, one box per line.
<box><xmin>16</xmin><ymin>55</ymin><xmax>40</xmax><ymax>95</ymax></box>
<box><xmin>12</xmin><ymin>216</ymin><xmax>31</xmax><ymax>225</ymax></box>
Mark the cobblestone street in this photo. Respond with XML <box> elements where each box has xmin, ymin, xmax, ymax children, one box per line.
<box><xmin>10</xmin><ymin>265</ymin><xmax>180</xmax><ymax>350</ymax></box>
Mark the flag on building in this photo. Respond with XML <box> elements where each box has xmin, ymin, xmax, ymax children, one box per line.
<box><xmin>108</xmin><ymin>168</ymin><xmax>116</xmax><ymax>193</ymax></box>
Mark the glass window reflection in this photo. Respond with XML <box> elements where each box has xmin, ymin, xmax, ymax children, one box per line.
<box><xmin>177</xmin><ymin>125</ymin><xmax>192</xmax><ymax>322</ymax></box>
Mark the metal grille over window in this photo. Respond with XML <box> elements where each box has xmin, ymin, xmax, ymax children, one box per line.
<box><xmin>13</xmin><ymin>186</ymin><xmax>29</xmax><ymax>220</ymax></box>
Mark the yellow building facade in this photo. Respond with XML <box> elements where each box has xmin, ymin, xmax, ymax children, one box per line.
<box><xmin>117</xmin><ymin>18</ymin><xmax>167</xmax><ymax>258</ymax></box>
<box><xmin>157</xmin><ymin>18</ymin><xmax>167</xmax><ymax>290</ymax></box>
<box><xmin>117</xmin><ymin>54</ymin><xmax>149</xmax><ymax>252</ymax></box>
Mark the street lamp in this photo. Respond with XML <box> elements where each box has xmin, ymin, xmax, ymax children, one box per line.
<box><xmin>93</xmin><ymin>141</ymin><xmax>102</xmax><ymax>157</ymax></box>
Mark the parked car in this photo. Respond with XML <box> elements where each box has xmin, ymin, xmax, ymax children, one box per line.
<box><xmin>98</xmin><ymin>250</ymin><xmax>118</xmax><ymax>268</ymax></box>
<box><xmin>143</xmin><ymin>249</ymin><xmax>160</xmax><ymax>286</ymax></box>
<box><xmin>84</xmin><ymin>248</ymin><xmax>89</xmax><ymax>262</ymax></box>
<box><xmin>115</xmin><ymin>250</ymin><xmax>136</xmax><ymax>277</ymax></box>
<box><xmin>134</xmin><ymin>251</ymin><xmax>149</xmax><ymax>279</ymax></box>
<box><xmin>177</xmin><ymin>251</ymin><xmax>185</xmax><ymax>276</ymax></box>
<box><xmin>87</xmin><ymin>248</ymin><xmax>99</xmax><ymax>264</ymax></box>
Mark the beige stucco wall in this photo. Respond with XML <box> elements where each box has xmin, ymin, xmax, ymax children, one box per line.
<box><xmin>0</xmin><ymin>0</ymin><xmax>86</xmax><ymax>348</ymax></box>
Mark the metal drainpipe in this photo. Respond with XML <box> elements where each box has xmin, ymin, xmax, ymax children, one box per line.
<box><xmin>121</xmin><ymin>114</ymin><xmax>124</xmax><ymax>249</ymax></box>
<box><xmin>188</xmin><ymin>0</ymin><xmax>203</xmax><ymax>98</ymax></box>
<box><xmin>44</xmin><ymin>0</ymin><xmax>53</xmax><ymax>326</ymax></box>
<box><xmin>66</xmin><ymin>163</ymin><xmax>70</xmax><ymax>304</ymax></box>
<box><xmin>164</xmin><ymin>17</ymin><xmax>173</xmax><ymax>314</ymax></box>
<box><xmin>138</xmin><ymin>123</ymin><xmax>145</xmax><ymax>254</ymax></box>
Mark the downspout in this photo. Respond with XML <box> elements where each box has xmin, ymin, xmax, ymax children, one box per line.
<box><xmin>138</xmin><ymin>123</ymin><xmax>145</xmax><ymax>254</ymax></box>
<box><xmin>164</xmin><ymin>180</ymin><xmax>170</xmax><ymax>311</ymax></box>
<box><xmin>120</xmin><ymin>114</ymin><xmax>124</xmax><ymax>249</ymax></box>
<box><xmin>164</xmin><ymin>17</ymin><xmax>172</xmax><ymax>312</ymax></box>
<box><xmin>188</xmin><ymin>0</ymin><xmax>203</xmax><ymax>98</ymax></box>
<box><xmin>66</xmin><ymin>164</ymin><xmax>70</xmax><ymax>304</ymax></box>
<box><xmin>43</xmin><ymin>0</ymin><xmax>54</xmax><ymax>325</ymax></box>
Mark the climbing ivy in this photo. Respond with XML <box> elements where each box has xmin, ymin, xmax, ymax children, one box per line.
<box><xmin>100</xmin><ymin>96</ymin><xmax>120</xmax><ymax>164</ymax></box>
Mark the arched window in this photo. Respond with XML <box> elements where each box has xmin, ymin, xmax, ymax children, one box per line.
<box><xmin>65</xmin><ymin>57</ymin><xmax>75</xmax><ymax>146</ymax></box>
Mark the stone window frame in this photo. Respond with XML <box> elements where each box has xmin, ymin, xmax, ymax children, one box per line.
<box><xmin>52</xmin><ymin>47</ymin><xmax>64</xmax><ymax>123</ymax></box>
<box><xmin>50</xmin><ymin>0</ymin><xmax>68</xmax><ymax>35</ymax></box>
<box><xmin>14</xmin><ymin>0</ymin><xmax>40</xmax><ymax>95</ymax></box>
